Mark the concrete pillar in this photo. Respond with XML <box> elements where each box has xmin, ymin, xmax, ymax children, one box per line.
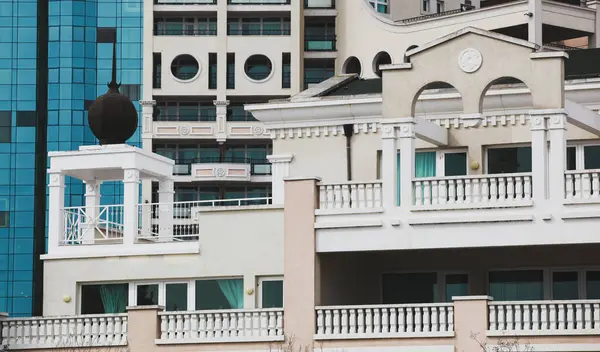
<box><xmin>126</xmin><ymin>306</ymin><xmax>163</xmax><ymax>352</ymax></box>
<box><xmin>380</xmin><ymin>123</ymin><xmax>398</xmax><ymax>210</ymax></box>
<box><xmin>268</xmin><ymin>154</ymin><xmax>294</xmax><ymax>205</ymax></box>
<box><xmin>529</xmin><ymin>112</ymin><xmax>548</xmax><ymax>202</ymax></box>
<box><xmin>83</xmin><ymin>180</ymin><xmax>102</xmax><ymax>244</ymax></box>
<box><xmin>140</xmin><ymin>100</ymin><xmax>156</xmax><ymax>216</ymax></box>
<box><xmin>453</xmin><ymin>296</ymin><xmax>493</xmax><ymax>352</ymax></box>
<box><xmin>123</xmin><ymin>169</ymin><xmax>140</xmax><ymax>245</ymax></box>
<box><xmin>283</xmin><ymin>177</ymin><xmax>320</xmax><ymax>350</ymax></box>
<box><xmin>214</xmin><ymin>100</ymin><xmax>229</xmax><ymax>143</ymax></box>
<box><xmin>158</xmin><ymin>179</ymin><xmax>174</xmax><ymax>241</ymax></box>
<box><xmin>588</xmin><ymin>1</ymin><xmax>600</xmax><ymax>48</ymax></box>
<box><xmin>547</xmin><ymin>112</ymin><xmax>568</xmax><ymax>205</ymax></box>
<box><xmin>47</xmin><ymin>171</ymin><xmax>65</xmax><ymax>252</ymax></box>
<box><xmin>528</xmin><ymin>0</ymin><xmax>543</xmax><ymax>46</ymax></box>
<box><xmin>398</xmin><ymin>118</ymin><xmax>416</xmax><ymax>209</ymax></box>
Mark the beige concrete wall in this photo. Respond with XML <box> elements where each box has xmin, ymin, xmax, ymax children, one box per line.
<box><xmin>43</xmin><ymin>207</ymin><xmax>284</xmax><ymax>316</ymax></box>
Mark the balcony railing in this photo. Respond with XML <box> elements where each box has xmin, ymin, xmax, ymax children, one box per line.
<box><xmin>63</xmin><ymin>204</ymin><xmax>125</xmax><ymax>245</ymax></box>
<box><xmin>319</xmin><ymin>181</ymin><xmax>382</xmax><ymax>210</ymax></box>
<box><xmin>304</xmin><ymin>35</ymin><xmax>336</xmax><ymax>51</ymax></box>
<box><xmin>398</xmin><ymin>5</ymin><xmax>475</xmax><ymax>24</ymax></box>
<box><xmin>304</xmin><ymin>0</ymin><xmax>335</xmax><ymax>9</ymax></box>
<box><xmin>228</xmin><ymin>28</ymin><xmax>291</xmax><ymax>36</ymax></box>
<box><xmin>158</xmin><ymin>309</ymin><xmax>284</xmax><ymax>343</ymax></box>
<box><xmin>0</xmin><ymin>314</ymin><xmax>128</xmax><ymax>348</ymax></box>
<box><xmin>155</xmin><ymin>0</ymin><xmax>216</xmax><ymax>4</ymax></box>
<box><xmin>173</xmin><ymin>157</ymin><xmax>271</xmax><ymax>176</ymax></box>
<box><xmin>315</xmin><ymin>304</ymin><xmax>454</xmax><ymax>339</ymax></box>
<box><xmin>154</xmin><ymin>28</ymin><xmax>217</xmax><ymax>36</ymax></box>
<box><xmin>565</xmin><ymin>169</ymin><xmax>600</xmax><ymax>201</ymax></box>
<box><xmin>488</xmin><ymin>300</ymin><xmax>600</xmax><ymax>334</ymax></box>
<box><xmin>413</xmin><ymin>173</ymin><xmax>533</xmax><ymax>208</ymax></box>
<box><xmin>227</xmin><ymin>0</ymin><xmax>291</xmax><ymax>4</ymax></box>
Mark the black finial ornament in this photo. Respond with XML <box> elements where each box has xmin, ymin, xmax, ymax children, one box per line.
<box><xmin>87</xmin><ymin>32</ymin><xmax>138</xmax><ymax>145</ymax></box>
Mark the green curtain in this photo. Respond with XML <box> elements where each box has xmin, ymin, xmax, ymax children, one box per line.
<box><xmin>99</xmin><ymin>284</ymin><xmax>128</xmax><ymax>313</ymax></box>
<box><xmin>397</xmin><ymin>152</ymin><xmax>437</xmax><ymax>206</ymax></box>
<box><xmin>217</xmin><ymin>279</ymin><xmax>243</xmax><ymax>309</ymax></box>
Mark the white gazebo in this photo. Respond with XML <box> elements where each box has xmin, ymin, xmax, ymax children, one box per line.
<box><xmin>46</xmin><ymin>144</ymin><xmax>182</xmax><ymax>257</ymax></box>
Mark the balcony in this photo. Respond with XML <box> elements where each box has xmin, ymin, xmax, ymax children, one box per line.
<box><xmin>227</xmin><ymin>0</ymin><xmax>290</xmax><ymax>3</ymax></box>
<box><xmin>304</xmin><ymin>35</ymin><xmax>336</xmax><ymax>51</ymax></box>
<box><xmin>304</xmin><ymin>0</ymin><xmax>335</xmax><ymax>9</ymax></box>
<box><xmin>154</xmin><ymin>28</ymin><xmax>217</xmax><ymax>36</ymax></box>
<box><xmin>228</xmin><ymin>28</ymin><xmax>291</xmax><ymax>36</ymax></box>
<box><xmin>172</xmin><ymin>157</ymin><xmax>272</xmax><ymax>179</ymax></box>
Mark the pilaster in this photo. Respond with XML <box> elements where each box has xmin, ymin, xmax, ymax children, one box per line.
<box><xmin>547</xmin><ymin>112</ymin><xmax>568</xmax><ymax>205</ymax></box>
<box><xmin>268</xmin><ymin>154</ymin><xmax>294</xmax><ymax>204</ymax></box>
<box><xmin>158</xmin><ymin>179</ymin><xmax>174</xmax><ymax>241</ymax></box>
<box><xmin>140</xmin><ymin>100</ymin><xmax>156</xmax><ymax>145</ymax></box>
<box><xmin>123</xmin><ymin>169</ymin><xmax>140</xmax><ymax>245</ymax></box>
<box><xmin>380</xmin><ymin>123</ymin><xmax>398</xmax><ymax>210</ymax></box>
<box><xmin>47</xmin><ymin>171</ymin><xmax>65</xmax><ymax>253</ymax></box>
<box><xmin>214</xmin><ymin>100</ymin><xmax>229</xmax><ymax>143</ymax></box>
<box><xmin>398</xmin><ymin>119</ymin><xmax>416</xmax><ymax>209</ymax></box>
<box><xmin>529</xmin><ymin>112</ymin><xmax>549</xmax><ymax>202</ymax></box>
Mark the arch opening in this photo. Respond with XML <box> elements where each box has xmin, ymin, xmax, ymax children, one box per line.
<box><xmin>412</xmin><ymin>81</ymin><xmax>463</xmax><ymax>118</ymax></box>
<box><xmin>480</xmin><ymin>76</ymin><xmax>532</xmax><ymax>114</ymax></box>
<box><xmin>342</xmin><ymin>56</ymin><xmax>362</xmax><ymax>76</ymax></box>
<box><xmin>404</xmin><ymin>45</ymin><xmax>419</xmax><ymax>63</ymax></box>
<box><xmin>372</xmin><ymin>51</ymin><xmax>392</xmax><ymax>77</ymax></box>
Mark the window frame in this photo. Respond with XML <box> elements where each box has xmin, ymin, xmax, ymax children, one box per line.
<box><xmin>484</xmin><ymin>143</ymin><xmax>532</xmax><ymax>174</ymax></box>
<box><xmin>566</xmin><ymin>141</ymin><xmax>600</xmax><ymax>170</ymax></box>
<box><xmin>257</xmin><ymin>276</ymin><xmax>284</xmax><ymax>308</ymax></box>
<box><xmin>380</xmin><ymin>270</ymin><xmax>469</xmax><ymax>303</ymax></box>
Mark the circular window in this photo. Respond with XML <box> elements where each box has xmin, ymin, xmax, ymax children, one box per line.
<box><xmin>373</xmin><ymin>51</ymin><xmax>392</xmax><ymax>77</ymax></box>
<box><xmin>244</xmin><ymin>55</ymin><xmax>273</xmax><ymax>82</ymax></box>
<box><xmin>343</xmin><ymin>56</ymin><xmax>362</xmax><ymax>76</ymax></box>
<box><xmin>171</xmin><ymin>54</ymin><xmax>199</xmax><ymax>81</ymax></box>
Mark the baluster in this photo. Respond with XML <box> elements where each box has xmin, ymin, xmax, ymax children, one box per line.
<box><xmin>326</xmin><ymin>186</ymin><xmax>335</xmax><ymax>209</ymax></box>
<box><xmin>549</xmin><ymin>304</ymin><xmax>557</xmax><ymax>330</ymax></box>
<box><xmin>431</xmin><ymin>306</ymin><xmax>439</xmax><ymax>332</ymax></box>
<box><xmin>83</xmin><ymin>317</ymin><xmax>91</xmax><ymax>345</ymax></box>
<box><xmin>593</xmin><ymin>173</ymin><xmax>600</xmax><ymax>197</ymax></box>
<box><xmin>113</xmin><ymin>317</ymin><xmax>122</xmax><ymax>345</ymax></box>
<box><xmin>325</xmin><ymin>310</ymin><xmax>332</xmax><ymax>335</ymax></box>
<box><xmin>431</xmin><ymin>180</ymin><xmax>439</xmax><ymax>205</ymax></box>
<box><xmin>267</xmin><ymin>311</ymin><xmax>275</xmax><ymax>337</ymax></box>
<box><xmin>525</xmin><ymin>176</ymin><xmax>532</xmax><ymax>199</ymax></box>
<box><xmin>333</xmin><ymin>185</ymin><xmax>342</xmax><ymax>208</ymax></box>
<box><xmin>349</xmin><ymin>184</ymin><xmax>358</xmax><ymax>209</ymax></box>
<box><xmin>389</xmin><ymin>308</ymin><xmax>397</xmax><ymax>334</ymax></box>
<box><xmin>414</xmin><ymin>307</ymin><xmax>422</xmax><ymax>332</ymax></box>
<box><xmin>373</xmin><ymin>308</ymin><xmax>381</xmax><ymax>334</ymax></box>
<box><xmin>366</xmin><ymin>183</ymin><xmax>374</xmax><ymax>208</ymax></box>
<box><xmin>30</xmin><ymin>319</ymin><xmax>39</xmax><ymax>345</ymax></box>
<box><xmin>592</xmin><ymin>303</ymin><xmax>600</xmax><ymax>329</ymax></box>
<box><xmin>176</xmin><ymin>314</ymin><xmax>184</xmax><ymax>340</ymax></box>
<box><xmin>584</xmin><ymin>303</ymin><xmax>592</xmax><ymax>330</ymax></box>
<box><xmin>190</xmin><ymin>313</ymin><xmax>198</xmax><ymax>339</ymax></box>
<box><xmin>357</xmin><ymin>183</ymin><xmax>366</xmax><ymax>208</ymax></box>
<box><xmin>98</xmin><ymin>316</ymin><xmax>107</xmax><ymax>345</ymax></box>
<box><xmin>222</xmin><ymin>312</ymin><xmax>230</xmax><ymax>338</ymax></box>
<box><xmin>333</xmin><ymin>309</ymin><xmax>341</xmax><ymax>335</ymax></box>
<box><xmin>567</xmin><ymin>304</ymin><xmax>575</xmax><ymax>330</ymax></box>
<box><xmin>448</xmin><ymin>180</ymin><xmax>456</xmax><ymax>204</ymax></box>
<box><xmin>105</xmin><ymin>317</ymin><xmax>114</xmax><ymax>345</ymax></box>
<box><xmin>316</xmin><ymin>309</ymin><xmax>324</xmax><ymax>335</ymax></box>
<box><xmin>464</xmin><ymin>179</ymin><xmax>472</xmax><ymax>204</ymax></box>
<box><xmin>90</xmin><ymin>318</ymin><xmax>98</xmax><ymax>346</ymax></box>
<box><xmin>214</xmin><ymin>313</ymin><xmax>223</xmax><ymax>338</ymax></box>
<box><xmin>490</xmin><ymin>177</ymin><xmax>498</xmax><ymax>202</ymax></box>
<box><xmin>498</xmin><ymin>306</ymin><xmax>505</xmax><ymax>331</ymax></box>
<box><xmin>498</xmin><ymin>177</ymin><xmax>506</xmax><ymax>201</ymax></box>
<box><xmin>576</xmin><ymin>303</ymin><xmax>583</xmax><ymax>330</ymax></box>
<box><xmin>515</xmin><ymin>175</ymin><xmax>523</xmax><ymax>200</ymax></box>
<box><xmin>422</xmin><ymin>306</ymin><xmax>430</xmax><ymax>332</ymax></box>
<box><xmin>319</xmin><ymin>186</ymin><xmax>327</xmax><ymax>209</ymax></box>
<box><xmin>558</xmin><ymin>304</ymin><xmax>565</xmax><ymax>330</ymax></box>
<box><xmin>523</xmin><ymin>305</ymin><xmax>530</xmax><ymax>331</ymax></box>
<box><xmin>531</xmin><ymin>305</ymin><xmax>539</xmax><ymax>331</ymax></box>
<box><xmin>439</xmin><ymin>306</ymin><xmax>447</xmax><ymax>332</ymax></box>
<box><xmin>198</xmin><ymin>313</ymin><xmax>207</xmax><ymax>339</ymax></box>
<box><xmin>236</xmin><ymin>312</ymin><xmax>244</xmax><ymax>337</ymax></box>
<box><xmin>489</xmin><ymin>305</ymin><xmax>497</xmax><ymax>331</ymax></box>
<box><xmin>276</xmin><ymin>311</ymin><xmax>284</xmax><ymax>336</ymax></box>
<box><xmin>373</xmin><ymin>182</ymin><xmax>382</xmax><ymax>207</ymax></box>
<box><xmin>414</xmin><ymin>181</ymin><xmax>422</xmax><ymax>205</ymax></box>
<box><xmin>365</xmin><ymin>308</ymin><xmax>373</xmax><ymax>334</ymax></box>
<box><xmin>246</xmin><ymin>312</ymin><xmax>254</xmax><ymax>337</ymax></box>
<box><xmin>381</xmin><ymin>308</ymin><xmax>389</xmax><ymax>334</ymax></box>
<box><xmin>341</xmin><ymin>309</ymin><xmax>348</xmax><ymax>335</ymax></box>
<box><xmin>481</xmin><ymin>178</ymin><xmax>489</xmax><ymax>202</ymax></box>
<box><xmin>398</xmin><ymin>307</ymin><xmax>406</xmax><ymax>333</ymax></box>
<box><xmin>448</xmin><ymin>306</ymin><xmax>454</xmax><ymax>331</ymax></box>
<box><xmin>574</xmin><ymin>174</ymin><xmax>582</xmax><ymax>199</ymax></box>
<box><xmin>507</xmin><ymin>176</ymin><xmax>515</xmax><ymax>200</ymax></box>
<box><xmin>423</xmin><ymin>181</ymin><xmax>431</xmax><ymax>206</ymax></box>
<box><xmin>341</xmin><ymin>184</ymin><xmax>350</xmax><ymax>208</ymax></box>
<box><xmin>15</xmin><ymin>320</ymin><xmax>23</xmax><ymax>345</ymax></box>
<box><xmin>506</xmin><ymin>305</ymin><xmax>514</xmax><ymax>331</ymax></box>
<box><xmin>456</xmin><ymin>179</ymin><xmax>464</xmax><ymax>204</ymax></box>
<box><xmin>357</xmin><ymin>309</ymin><xmax>365</xmax><ymax>334</ymax></box>
<box><xmin>472</xmin><ymin>178</ymin><xmax>481</xmax><ymax>203</ymax></box>
<box><xmin>583</xmin><ymin>174</ymin><xmax>591</xmax><ymax>199</ymax></box>
<box><xmin>439</xmin><ymin>179</ymin><xmax>447</xmax><ymax>204</ymax></box>
<box><xmin>565</xmin><ymin>174</ymin><xmax>574</xmax><ymax>200</ymax></box>
<box><xmin>406</xmin><ymin>307</ymin><xmax>414</xmax><ymax>333</ymax></box>
<box><xmin>349</xmin><ymin>309</ymin><xmax>357</xmax><ymax>335</ymax></box>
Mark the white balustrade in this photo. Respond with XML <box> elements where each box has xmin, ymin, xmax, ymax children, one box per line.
<box><xmin>158</xmin><ymin>309</ymin><xmax>284</xmax><ymax>343</ymax></box>
<box><xmin>413</xmin><ymin>173</ymin><xmax>532</xmax><ymax>207</ymax></box>
<box><xmin>0</xmin><ymin>314</ymin><xmax>128</xmax><ymax>349</ymax></box>
<box><xmin>62</xmin><ymin>205</ymin><xmax>125</xmax><ymax>245</ymax></box>
<box><xmin>565</xmin><ymin>170</ymin><xmax>600</xmax><ymax>201</ymax></box>
<box><xmin>319</xmin><ymin>182</ymin><xmax>383</xmax><ymax>210</ymax></box>
<box><xmin>315</xmin><ymin>304</ymin><xmax>454</xmax><ymax>339</ymax></box>
<box><xmin>488</xmin><ymin>300</ymin><xmax>600</xmax><ymax>334</ymax></box>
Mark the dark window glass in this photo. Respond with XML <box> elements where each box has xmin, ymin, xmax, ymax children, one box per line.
<box><xmin>445</xmin><ymin>274</ymin><xmax>468</xmax><ymax>302</ymax></box>
<box><xmin>81</xmin><ymin>284</ymin><xmax>128</xmax><ymax>314</ymax></box>
<box><xmin>444</xmin><ymin>152</ymin><xmax>467</xmax><ymax>176</ymax></box>
<box><xmin>0</xmin><ymin>211</ymin><xmax>9</xmax><ymax>227</ymax></box>
<box><xmin>587</xmin><ymin>271</ymin><xmax>600</xmax><ymax>299</ymax></box>
<box><xmin>584</xmin><ymin>145</ymin><xmax>600</xmax><ymax>169</ymax></box>
<box><xmin>166</xmin><ymin>283</ymin><xmax>188</xmax><ymax>311</ymax></box>
<box><xmin>97</xmin><ymin>27</ymin><xmax>117</xmax><ymax>43</ymax></box>
<box><xmin>282</xmin><ymin>53</ymin><xmax>291</xmax><ymax>89</ymax></box>
<box><xmin>567</xmin><ymin>146</ymin><xmax>576</xmax><ymax>170</ymax></box>
<box><xmin>16</xmin><ymin>111</ymin><xmax>36</xmax><ymax>127</ymax></box>
<box><xmin>244</xmin><ymin>55</ymin><xmax>272</xmax><ymax>81</ymax></box>
<box><xmin>487</xmin><ymin>147</ymin><xmax>532</xmax><ymax>174</ymax></box>
<box><xmin>153</xmin><ymin>53</ymin><xmax>162</xmax><ymax>89</ymax></box>
<box><xmin>262</xmin><ymin>280</ymin><xmax>283</xmax><ymax>308</ymax></box>
<box><xmin>552</xmin><ymin>271</ymin><xmax>579</xmax><ymax>300</ymax></box>
<box><xmin>137</xmin><ymin>284</ymin><xmax>159</xmax><ymax>306</ymax></box>
<box><xmin>0</xmin><ymin>111</ymin><xmax>11</xmax><ymax>126</ymax></box>
<box><xmin>227</xmin><ymin>53</ymin><xmax>235</xmax><ymax>89</ymax></box>
<box><xmin>209</xmin><ymin>53</ymin><xmax>217</xmax><ymax>89</ymax></box>
<box><xmin>489</xmin><ymin>270</ymin><xmax>543</xmax><ymax>301</ymax></box>
<box><xmin>383</xmin><ymin>273</ymin><xmax>438</xmax><ymax>304</ymax></box>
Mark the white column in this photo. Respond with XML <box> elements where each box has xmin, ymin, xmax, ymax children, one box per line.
<box><xmin>123</xmin><ymin>169</ymin><xmax>140</xmax><ymax>245</ymax></box>
<box><xmin>528</xmin><ymin>0</ymin><xmax>543</xmax><ymax>46</ymax></box>
<box><xmin>140</xmin><ymin>100</ymin><xmax>157</xmax><ymax>215</ymax></box>
<box><xmin>547</xmin><ymin>112</ymin><xmax>568</xmax><ymax>205</ymax></box>
<box><xmin>214</xmin><ymin>100</ymin><xmax>229</xmax><ymax>143</ymax></box>
<box><xmin>158</xmin><ymin>179</ymin><xmax>174</xmax><ymax>241</ymax></box>
<box><xmin>267</xmin><ymin>154</ymin><xmax>294</xmax><ymax>205</ymax></box>
<box><xmin>398</xmin><ymin>119</ymin><xmax>416</xmax><ymax>209</ymax></box>
<box><xmin>529</xmin><ymin>112</ymin><xmax>548</xmax><ymax>202</ymax></box>
<box><xmin>381</xmin><ymin>123</ymin><xmax>398</xmax><ymax>210</ymax></box>
<box><xmin>47</xmin><ymin>171</ymin><xmax>65</xmax><ymax>253</ymax></box>
<box><xmin>83</xmin><ymin>180</ymin><xmax>102</xmax><ymax>244</ymax></box>
<box><xmin>588</xmin><ymin>1</ymin><xmax>600</xmax><ymax>48</ymax></box>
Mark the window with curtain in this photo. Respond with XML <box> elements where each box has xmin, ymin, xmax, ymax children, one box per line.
<box><xmin>382</xmin><ymin>273</ymin><xmax>438</xmax><ymax>304</ymax></box>
<box><xmin>487</xmin><ymin>146</ymin><xmax>532</xmax><ymax>174</ymax></box>
<box><xmin>587</xmin><ymin>271</ymin><xmax>600</xmax><ymax>299</ymax></box>
<box><xmin>166</xmin><ymin>283</ymin><xmax>188</xmax><ymax>311</ymax></box>
<box><xmin>81</xmin><ymin>283</ymin><xmax>129</xmax><ymax>314</ymax></box>
<box><xmin>489</xmin><ymin>270</ymin><xmax>543</xmax><ymax>301</ymax></box>
<box><xmin>552</xmin><ymin>271</ymin><xmax>579</xmax><ymax>300</ymax></box>
<box><xmin>261</xmin><ymin>280</ymin><xmax>283</xmax><ymax>308</ymax></box>
<box><xmin>195</xmin><ymin>279</ymin><xmax>243</xmax><ymax>310</ymax></box>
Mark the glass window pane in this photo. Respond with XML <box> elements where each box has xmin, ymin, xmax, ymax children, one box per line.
<box><xmin>445</xmin><ymin>152</ymin><xmax>467</xmax><ymax>176</ymax></box>
<box><xmin>382</xmin><ymin>273</ymin><xmax>437</xmax><ymax>304</ymax></box>
<box><xmin>587</xmin><ymin>271</ymin><xmax>600</xmax><ymax>299</ymax></box>
<box><xmin>489</xmin><ymin>270</ymin><xmax>543</xmax><ymax>301</ymax></box>
<box><xmin>487</xmin><ymin>147</ymin><xmax>532</xmax><ymax>174</ymax></box>
<box><xmin>552</xmin><ymin>271</ymin><xmax>579</xmax><ymax>300</ymax></box>
<box><xmin>137</xmin><ymin>284</ymin><xmax>159</xmax><ymax>306</ymax></box>
<box><xmin>584</xmin><ymin>146</ymin><xmax>600</xmax><ymax>169</ymax></box>
<box><xmin>567</xmin><ymin>146</ymin><xmax>577</xmax><ymax>171</ymax></box>
<box><xmin>81</xmin><ymin>284</ymin><xmax>129</xmax><ymax>314</ymax></box>
<box><xmin>195</xmin><ymin>279</ymin><xmax>243</xmax><ymax>310</ymax></box>
<box><xmin>445</xmin><ymin>274</ymin><xmax>468</xmax><ymax>302</ymax></box>
<box><xmin>166</xmin><ymin>283</ymin><xmax>188</xmax><ymax>311</ymax></box>
<box><xmin>262</xmin><ymin>280</ymin><xmax>283</xmax><ymax>308</ymax></box>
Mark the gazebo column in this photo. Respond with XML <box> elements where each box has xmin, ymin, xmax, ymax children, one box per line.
<box><xmin>398</xmin><ymin>118</ymin><xmax>416</xmax><ymax>209</ymax></box>
<box><xmin>47</xmin><ymin>171</ymin><xmax>65</xmax><ymax>252</ymax></box>
<box><xmin>83</xmin><ymin>180</ymin><xmax>102</xmax><ymax>244</ymax></box>
<box><xmin>123</xmin><ymin>169</ymin><xmax>140</xmax><ymax>245</ymax></box>
<box><xmin>158</xmin><ymin>179</ymin><xmax>174</xmax><ymax>241</ymax></box>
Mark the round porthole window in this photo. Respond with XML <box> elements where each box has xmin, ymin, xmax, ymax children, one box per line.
<box><xmin>244</xmin><ymin>55</ymin><xmax>273</xmax><ymax>82</ymax></box>
<box><xmin>171</xmin><ymin>54</ymin><xmax>200</xmax><ymax>81</ymax></box>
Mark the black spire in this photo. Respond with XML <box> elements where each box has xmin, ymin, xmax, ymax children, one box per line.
<box><xmin>87</xmin><ymin>31</ymin><xmax>138</xmax><ymax>145</ymax></box>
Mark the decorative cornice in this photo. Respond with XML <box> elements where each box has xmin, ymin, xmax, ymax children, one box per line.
<box><xmin>140</xmin><ymin>100</ymin><xmax>156</xmax><ymax>107</ymax></box>
<box><xmin>267</xmin><ymin>154</ymin><xmax>294</xmax><ymax>163</ymax></box>
<box><xmin>213</xmin><ymin>100</ymin><xmax>230</xmax><ymax>107</ymax></box>
<box><xmin>269</xmin><ymin>125</ymin><xmax>344</xmax><ymax>139</ymax></box>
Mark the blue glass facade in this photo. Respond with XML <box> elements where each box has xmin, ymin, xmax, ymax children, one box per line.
<box><xmin>0</xmin><ymin>0</ymin><xmax>143</xmax><ymax>316</ymax></box>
